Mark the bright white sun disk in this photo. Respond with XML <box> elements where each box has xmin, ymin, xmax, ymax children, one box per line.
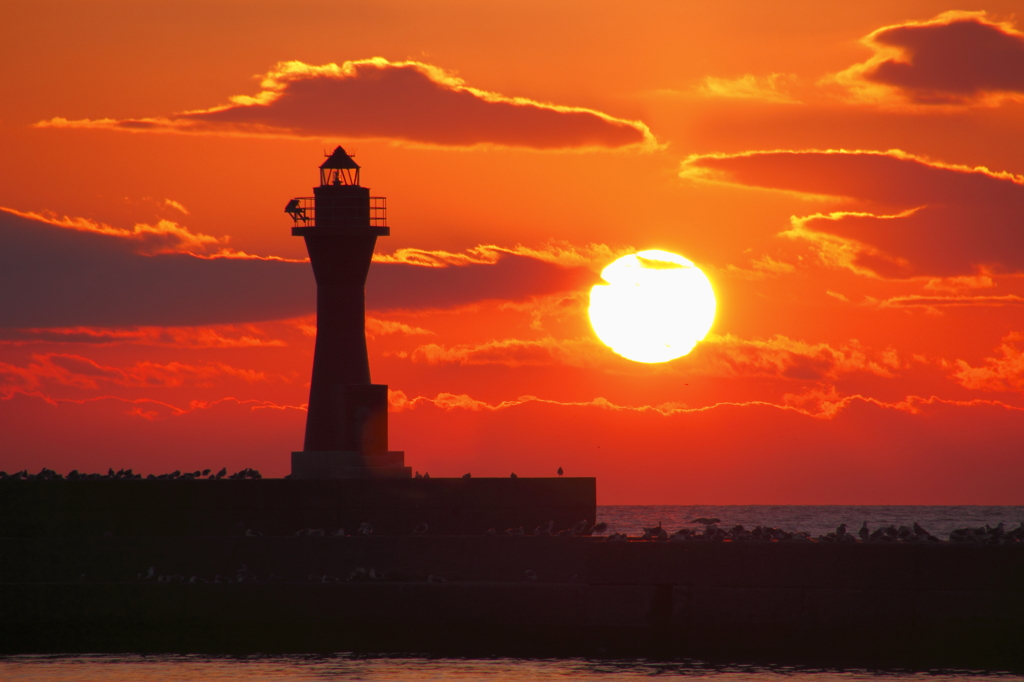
<box><xmin>589</xmin><ymin>250</ymin><xmax>716</xmax><ymax>363</ymax></box>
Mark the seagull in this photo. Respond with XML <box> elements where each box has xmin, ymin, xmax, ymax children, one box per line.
<box><xmin>358</xmin><ymin>522</ymin><xmax>373</xmax><ymax>536</ymax></box>
<box><xmin>510</xmin><ymin>472</ymin><xmax>517</xmax><ymax>478</ymax></box>
<box><xmin>138</xmin><ymin>566</ymin><xmax>155</xmax><ymax>580</ymax></box>
<box><xmin>333</xmin><ymin>528</ymin><xmax>347</xmax><ymax>537</ymax></box>
<box><xmin>423</xmin><ymin>472</ymin><xmax>430</xmax><ymax>479</ymax></box>
<box><xmin>415</xmin><ymin>471</ymin><xmax>423</xmax><ymax>479</ymax></box>
<box><xmin>524</xmin><ymin>569</ymin><xmax>538</xmax><ymax>581</ymax></box>
<box><xmin>463</xmin><ymin>473</ymin><xmax>472</xmax><ymax>479</ymax></box>
<box><xmin>245</xmin><ymin>528</ymin><xmax>263</xmax><ymax>537</ymax></box>
<box><xmin>692</xmin><ymin>517</ymin><xmax>721</xmax><ymax>525</ymax></box>
<box><xmin>347</xmin><ymin>567</ymin><xmax>367</xmax><ymax>581</ymax></box>
<box><xmin>216</xmin><ymin>467</ymin><xmax>227</xmax><ymax>479</ymax></box>
<box><xmin>557</xmin><ymin>467</ymin><xmax>563</xmax><ymax>476</ymax></box>
<box><xmin>642</xmin><ymin>521</ymin><xmax>663</xmax><ymax>536</ymax></box>
<box><xmin>307</xmin><ymin>528</ymin><xmax>325</xmax><ymax>537</ymax></box>
<box><xmin>413</xmin><ymin>523</ymin><xmax>428</xmax><ymax>536</ymax></box>
<box><xmin>428</xmin><ymin>574</ymin><xmax>446</xmax><ymax>583</ymax></box>
<box><xmin>859</xmin><ymin>522</ymin><xmax>870</xmax><ymax>541</ymax></box>
<box><xmin>592</xmin><ymin>522</ymin><xmax>608</xmax><ymax>534</ymax></box>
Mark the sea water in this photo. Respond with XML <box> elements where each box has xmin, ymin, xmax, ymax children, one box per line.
<box><xmin>1</xmin><ymin>654</ymin><xmax>1021</xmax><ymax>681</ymax></box>
<box><xmin>596</xmin><ymin>505</ymin><xmax>1024</xmax><ymax>538</ymax></box>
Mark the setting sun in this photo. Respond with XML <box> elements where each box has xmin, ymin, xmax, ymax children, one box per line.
<box><xmin>588</xmin><ymin>250</ymin><xmax>716</xmax><ymax>363</ymax></box>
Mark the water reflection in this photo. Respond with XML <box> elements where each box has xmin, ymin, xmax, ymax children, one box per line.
<box><xmin>2</xmin><ymin>655</ymin><xmax>1021</xmax><ymax>682</ymax></box>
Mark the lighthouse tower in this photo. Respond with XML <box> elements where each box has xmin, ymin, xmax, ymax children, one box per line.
<box><xmin>287</xmin><ymin>146</ymin><xmax>411</xmax><ymax>478</ymax></box>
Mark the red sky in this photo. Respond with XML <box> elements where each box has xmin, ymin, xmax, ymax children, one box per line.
<box><xmin>2</xmin><ymin>1</ymin><xmax>1023</xmax><ymax>503</ymax></box>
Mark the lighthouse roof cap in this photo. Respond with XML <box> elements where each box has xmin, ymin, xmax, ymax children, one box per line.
<box><xmin>320</xmin><ymin>146</ymin><xmax>361</xmax><ymax>170</ymax></box>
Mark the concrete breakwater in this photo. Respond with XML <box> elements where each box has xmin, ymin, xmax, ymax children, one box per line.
<box><xmin>2</xmin><ymin>536</ymin><xmax>1021</xmax><ymax>670</ymax></box>
<box><xmin>0</xmin><ymin>478</ymin><xmax>597</xmax><ymax>537</ymax></box>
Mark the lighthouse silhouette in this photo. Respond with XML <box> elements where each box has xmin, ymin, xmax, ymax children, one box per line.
<box><xmin>287</xmin><ymin>146</ymin><xmax>411</xmax><ymax>478</ymax></box>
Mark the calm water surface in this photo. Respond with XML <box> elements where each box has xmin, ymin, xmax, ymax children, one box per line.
<box><xmin>2</xmin><ymin>655</ymin><xmax>1021</xmax><ymax>681</ymax></box>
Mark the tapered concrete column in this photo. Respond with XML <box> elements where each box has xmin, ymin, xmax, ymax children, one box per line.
<box><xmin>286</xmin><ymin>147</ymin><xmax>410</xmax><ymax>478</ymax></box>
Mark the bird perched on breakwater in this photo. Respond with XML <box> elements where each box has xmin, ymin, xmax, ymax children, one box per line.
<box><xmin>413</xmin><ymin>523</ymin><xmax>428</xmax><ymax>536</ymax></box>
<box><xmin>692</xmin><ymin>517</ymin><xmax>720</xmax><ymax>525</ymax></box>
<box><xmin>357</xmin><ymin>522</ymin><xmax>373</xmax><ymax>536</ymax></box>
<box><xmin>463</xmin><ymin>473</ymin><xmax>472</xmax><ymax>479</ymax></box>
<box><xmin>510</xmin><ymin>472</ymin><xmax>517</xmax><ymax>478</ymax></box>
<box><xmin>557</xmin><ymin>467</ymin><xmax>563</xmax><ymax>476</ymax></box>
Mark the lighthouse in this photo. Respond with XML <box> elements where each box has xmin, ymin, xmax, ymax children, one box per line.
<box><xmin>287</xmin><ymin>146</ymin><xmax>411</xmax><ymax>478</ymax></box>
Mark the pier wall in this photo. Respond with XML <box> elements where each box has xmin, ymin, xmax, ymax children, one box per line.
<box><xmin>1</xmin><ymin>536</ymin><xmax>1021</xmax><ymax>669</ymax></box>
<box><xmin>0</xmin><ymin>478</ymin><xmax>596</xmax><ymax>537</ymax></box>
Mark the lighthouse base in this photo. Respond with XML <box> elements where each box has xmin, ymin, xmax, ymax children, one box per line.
<box><xmin>291</xmin><ymin>450</ymin><xmax>412</xmax><ymax>479</ymax></box>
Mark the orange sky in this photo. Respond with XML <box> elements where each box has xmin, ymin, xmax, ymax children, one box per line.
<box><xmin>2</xmin><ymin>1</ymin><xmax>1024</xmax><ymax>503</ymax></box>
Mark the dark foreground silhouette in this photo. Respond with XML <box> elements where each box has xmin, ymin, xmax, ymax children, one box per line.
<box><xmin>1</xmin><ymin>476</ymin><xmax>1022</xmax><ymax>671</ymax></box>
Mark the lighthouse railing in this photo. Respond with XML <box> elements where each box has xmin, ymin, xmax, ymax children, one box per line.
<box><xmin>285</xmin><ymin>196</ymin><xmax>387</xmax><ymax>229</ymax></box>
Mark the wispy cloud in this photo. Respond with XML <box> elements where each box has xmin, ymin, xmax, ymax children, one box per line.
<box><xmin>698</xmin><ymin>73</ymin><xmax>800</xmax><ymax>103</ymax></box>
<box><xmin>953</xmin><ymin>333</ymin><xmax>1024</xmax><ymax>392</ymax></box>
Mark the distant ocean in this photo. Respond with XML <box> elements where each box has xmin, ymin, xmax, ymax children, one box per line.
<box><xmin>3</xmin><ymin>506</ymin><xmax>1023</xmax><ymax>681</ymax></box>
<box><xmin>596</xmin><ymin>505</ymin><xmax>1024</xmax><ymax>538</ymax></box>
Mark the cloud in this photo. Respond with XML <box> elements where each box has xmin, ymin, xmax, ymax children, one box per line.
<box><xmin>0</xmin><ymin>324</ymin><xmax>289</xmax><ymax>348</ymax></box>
<box><xmin>163</xmin><ymin>199</ymin><xmax>189</xmax><ymax>215</ymax></box>
<box><xmin>831</xmin><ymin>11</ymin><xmax>1024</xmax><ymax>106</ymax></box>
<box><xmin>2</xmin><ymin>207</ymin><xmax>229</xmax><ymax>257</ymax></box>
<box><xmin>36</xmin><ymin>58</ymin><xmax>655</xmax><ymax>150</ymax></box>
<box><xmin>0</xmin><ymin>209</ymin><xmax>601</xmax><ymax>328</ymax></box>
<box><xmin>698</xmin><ymin>73</ymin><xmax>800</xmax><ymax>103</ymax></box>
<box><xmin>953</xmin><ymin>333</ymin><xmax>1024</xmax><ymax>392</ymax></box>
<box><xmin>681</xmin><ymin>149</ymin><xmax>1024</xmax><ymax>278</ymax></box>
<box><xmin>366</xmin><ymin>248</ymin><xmax>598</xmax><ymax>312</ymax></box>
<box><xmin>878</xmin><ymin>294</ymin><xmax>1024</xmax><ymax>309</ymax></box>
<box><xmin>693</xmin><ymin>333</ymin><xmax>901</xmax><ymax>381</ymax></box>
<box><xmin>409</xmin><ymin>336</ymin><xmax>608</xmax><ymax>368</ymax></box>
<box><xmin>721</xmin><ymin>253</ymin><xmax>797</xmax><ymax>280</ymax></box>
<box><xmin>365</xmin><ymin>317</ymin><xmax>433</xmax><ymax>338</ymax></box>
<box><xmin>399</xmin><ymin>329</ymin><xmax>901</xmax><ymax>383</ymax></box>
<box><xmin>0</xmin><ymin>353</ymin><xmax>267</xmax><ymax>399</ymax></box>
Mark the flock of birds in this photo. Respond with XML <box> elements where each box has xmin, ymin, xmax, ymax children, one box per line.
<box><xmin>241</xmin><ymin>518</ymin><xmax>1022</xmax><ymax>545</ymax></box>
<box><xmin>601</xmin><ymin>519</ymin><xmax>1024</xmax><ymax>545</ymax></box>
<box><xmin>0</xmin><ymin>467</ymin><xmax>263</xmax><ymax>480</ymax></box>
<box><xmin>4</xmin><ymin>466</ymin><xmax>568</xmax><ymax>481</ymax></box>
<box><xmin>130</xmin><ymin>520</ymin><xmax>1023</xmax><ymax>586</ymax></box>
